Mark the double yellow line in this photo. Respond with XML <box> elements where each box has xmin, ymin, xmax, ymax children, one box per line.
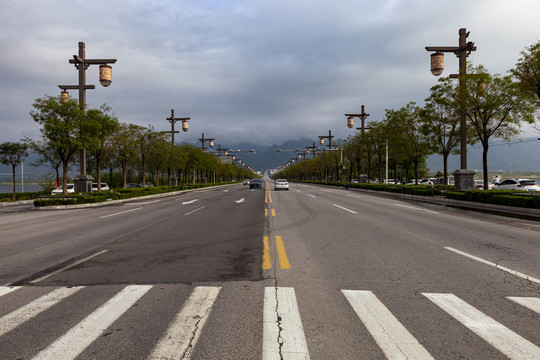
<box><xmin>263</xmin><ymin>181</ymin><xmax>290</xmax><ymax>269</ymax></box>
<box><xmin>263</xmin><ymin>235</ymin><xmax>290</xmax><ymax>270</ymax></box>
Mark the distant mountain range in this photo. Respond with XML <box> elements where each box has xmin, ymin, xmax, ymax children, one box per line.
<box><xmin>1</xmin><ymin>137</ymin><xmax>539</xmax><ymax>180</ymax></box>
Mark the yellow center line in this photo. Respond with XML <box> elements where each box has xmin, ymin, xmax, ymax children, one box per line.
<box><xmin>271</xmin><ymin>208</ymin><xmax>276</xmax><ymax>217</ymax></box>
<box><xmin>263</xmin><ymin>236</ymin><xmax>272</xmax><ymax>269</ymax></box>
<box><xmin>265</xmin><ymin>209</ymin><xmax>268</xmax><ymax>217</ymax></box>
<box><xmin>275</xmin><ymin>235</ymin><xmax>291</xmax><ymax>269</ymax></box>
<box><xmin>265</xmin><ymin>183</ymin><xmax>272</xmax><ymax>203</ymax></box>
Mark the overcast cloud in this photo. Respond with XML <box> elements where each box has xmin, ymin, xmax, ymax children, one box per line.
<box><xmin>1</xmin><ymin>0</ymin><xmax>539</xmax><ymax>147</ymax></box>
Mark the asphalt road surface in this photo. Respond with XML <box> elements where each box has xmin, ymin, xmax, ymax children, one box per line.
<box><xmin>1</xmin><ymin>182</ymin><xmax>539</xmax><ymax>359</ymax></box>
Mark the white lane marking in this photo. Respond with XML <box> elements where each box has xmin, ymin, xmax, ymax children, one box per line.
<box><xmin>394</xmin><ymin>203</ymin><xmax>439</xmax><ymax>214</ymax></box>
<box><xmin>100</xmin><ymin>207</ymin><xmax>143</xmax><ymax>218</ymax></box>
<box><xmin>343</xmin><ymin>290</ymin><xmax>434</xmax><ymax>359</ymax></box>
<box><xmin>148</xmin><ymin>286</ymin><xmax>221</xmax><ymax>360</ymax></box>
<box><xmin>445</xmin><ymin>247</ymin><xmax>540</xmax><ymax>285</ymax></box>
<box><xmin>30</xmin><ymin>250</ymin><xmax>109</xmax><ymax>284</ymax></box>
<box><xmin>263</xmin><ymin>287</ymin><xmax>310</xmax><ymax>360</ymax></box>
<box><xmin>332</xmin><ymin>204</ymin><xmax>357</xmax><ymax>214</ymax></box>
<box><xmin>235</xmin><ymin>198</ymin><xmax>246</xmax><ymax>204</ymax></box>
<box><xmin>185</xmin><ymin>206</ymin><xmax>205</xmax><ymax>216</ymax></box>
<box><xmin>307</xmin><ymin>194</ymin><xmax>316</xmax><ymax>198</ymax></box>
<box><xmin>125</xmin><ymin>200</ymin><xmax>161</xmax><ymax>205</ymax></box>
<box><xmin>0</xmin><ymin>286</ymin><xmax>21</xmax><ymax>297</ymax></box>
<box><xmin>423</xmin><ymin>293</ymin><xmax>540</xmax><ymax>359</ymax></box>
<box><xmin>182</xmin><ymin>199</ymin><xmax>198</xmax><ymax>205</ymax></box>
<box><xmin>0</xmin><ymin>287</ymin><xmax>83</xmax><ymax>337</ymax></box>
<box><xmin>32</xmin><ymin>285</ymin><xmax>152</xmax><ymax>360</ymax></box>
<box><xmin>507</xmin><ymin>297</ymin><xmax>540</xmax><ymax>315</ymax></box>
<box><xmin>223</xmin><ymin>189</ymin><xmax>229</xmax><ymax>192</ymax></box>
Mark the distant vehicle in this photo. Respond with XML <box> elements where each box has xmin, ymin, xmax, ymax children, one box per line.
<box><xmin>51</xmin><ymin>184</ymin><xmax>75</xmax><ymax>195</ymax></box>
<box><xmin>274</xmin><ymin>179</ymin><xmax>289</xmax><ymax>191</ymax></box>
<box><xmin>92</xmin><ymin>183</ymin><xmax>110</xmax><ymax>191</ymax></box>
<box><xmin>126</xmin><ymin>183</ymin><xmax>141</xmax><ymax>188</ymax></box>
<box><xmin>243</xmin><ymin>179</ymin><xmax>251</xmax><ymax>185</ymax></box>
<box><xmin>473</xmin><ymin>180</ymin><xmax>494</xmax><ymax>190</ymax></box>
<box><xmin>496</xmin><ymin>179</ymin><xmax>540</xmax><ymax>192</ymax></box>
<box><xmin>250</xmin><ymin>178</ymin><xmax>262</xmax><ymax>189</ymax></box>
<box><xmin>140</xmin><ymin>182</ymin><xmax>153</xmax><ymax>187</ymax></box>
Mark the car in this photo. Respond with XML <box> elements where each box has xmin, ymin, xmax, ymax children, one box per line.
<box><xmin>51</xmin><ymin>183</ymin><xmax>75</xmax><ymax>195</ymax></box>
<box><xmin>250</xmin><ymin>178</ymin><xmax>262</xmax><ymax>189</ymax></box>
<box><xmin>243</xmin><ymin>179</ymin><xmax>251</xmax><ymax>185</ymax></box>
<box><xmin>92</xmin><ymin>183</ymin><xmax>110</xmax><ymax>191</ymax></box>
<box><xmin>473</xmin><ymin>179</ymin><xmax>494</xmax><ymax>190</ymax></box>
<box><xmin>496</xmin><ymin>179</ymin><xmax>540</xmax><ymax>192</ymax></box>
<box><xmin>274</xmin><ymin>179</ymin><xmax>289</xmax><ymax>191</ymax></box>
<box><xmin>126</xmin><ymin>183</ymin><xmax>141</xmax><ymax>188</ymax></box>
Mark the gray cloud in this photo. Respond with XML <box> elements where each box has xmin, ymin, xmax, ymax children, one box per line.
<box><xmin>1</xmin><ymin>0</ymin><xmax>539</xmax><ymax>147</ymax></box>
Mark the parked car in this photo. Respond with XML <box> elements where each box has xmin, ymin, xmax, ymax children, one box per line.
<box><xmin>473</xmin><ymin>180</ymin><xmax>494</xmax><ymax>190</ymax></box>
<box><xmin>250</xmin><ymin>178</ymin><xmax>262</xmax><ymax>189</ymax></box>
<box><xmin>243</xmin><ymin>179</ymin><xmax>251</xmax><ymax>185</ymax></box>
<box><xmin>51</xmin><ymin>183</ymin><xmax>75</xmax><ymax>195</ymax></box>
<box><xmin>496</xmin><ymin>179</ymin><xmax>540</xmax><ymax>192</ymax></box>
<box><xmin>92</xmin><ymin>183</ymin><xmax>110</xmax><ymax>191</ymax></box>
<box><xmin>126</xmin><ymin>183</ymin><xmax>141</xmax><ymax>188</ymax></box>
<box><xmin>274</xmin><ymin>179</ymin><xmax>289</xmax><ymax>191</ymax></box>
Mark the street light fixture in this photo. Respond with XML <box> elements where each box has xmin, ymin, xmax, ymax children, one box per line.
<box><xmin>163</xmin><ymin>109</ymin><xmax>190</xmax><ymax>186</ymax></box>
<box><xmin>345</xmin><ymin>105</ymin><xmax>371</xmax><ymax>183</ymax></box>
<box><xmin>318</xmin><ymin>130</ymin><xmax>335</xmax><ymax>149</ymax></box>
<box><xmin>58</xmin><ymin>41</ymin><xmax>117</xmax><ymax>193</ymax></box>
<box><xmin>199</xmin><ymin>133</ymin><xmax>215</xmax><ymax>151</ymax></box>
<box><xmin>426</xmin><ymin>28</ymin><xmax>477</xmax><ymax>191</ymax></box>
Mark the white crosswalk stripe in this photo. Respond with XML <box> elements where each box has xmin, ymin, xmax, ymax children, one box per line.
<box><xmin>423</xmin><ymin>293</ymin><xmax>540</xmax><ymax>360</ymax></box>
<box><xmin>342</xmin><ymin>290</ymin><xmax>434</xmax><ymax>359</ymax></box>
<box><xmin>0</xmin><ymin>285</ymin><xmax>539</xmax><ymax>359</ymax></box>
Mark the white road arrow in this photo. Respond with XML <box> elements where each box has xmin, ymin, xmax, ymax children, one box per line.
<box><xmin>182</xmin><ymin>199</ymin><xmax>198</xmax><ymax>205</ymax></box>
<box><xmin>235</xmin><ymin>198</ymin><xmax>246</xmax><ymax>204</ymax></box>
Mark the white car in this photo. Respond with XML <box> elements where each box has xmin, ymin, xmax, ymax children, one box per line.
<box><xmin>473</xmin><ymin>180</ymin><xmax>494</xmax><ymax>190</ymax></box>
<box><xmin>92</xmin><ymin>183</ymin><xmax>110</xmax><ymax>191</ymax></box>
<box><xmin>274</xmin><ymin>179</ymin><xmax>289</xmax><ymax>191</ymax></box>
<box><xmin>496</xmin><ymin>179</ymin><xmax>540</xmax><ymax>192</ymax></box>
<box><xmin>51</xmin><ymin>183</ymin><xmax>75</xmax><ymax>195</ymax></box>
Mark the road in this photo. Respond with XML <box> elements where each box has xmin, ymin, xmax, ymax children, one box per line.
<box><xmin>1</xmin><ymin>182</ymin><xmax>540</xmax><ymax>359</ymax></box>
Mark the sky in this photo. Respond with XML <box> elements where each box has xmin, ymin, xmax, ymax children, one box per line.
<box><xmin>1</xmin><ymin>0</ymin><xmax>539</xmax><ymax>149</ymax></box>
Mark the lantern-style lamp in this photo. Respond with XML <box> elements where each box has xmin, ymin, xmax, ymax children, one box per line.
<box><xmin>60</xmin><ymin>90</ymin><xmax>69</xmax><ymax>103</ymax></box>
<box><xmin>182</xmin><ymin>119</ymin><xmax>189</xmax><ymax>132</ymax></box>
<box><xmin>347</xmin><ymin>116</ymin><xmax>354</xmax><ymax>129</ymax></box>
<box><xmin>209</xmin><ymin>140</ymin><xmax>214</xmax><ymax>148</ymax></box>
<box><xmin>99</xmin><ymin>65</ymin><xmax>112</xmax><ymax>87</ymax></box>
<box><xmin>320</xmin><ymin>138</ymin><xmax>324</xmax><ymax>145</ymax></box>
<box><xmin>430</xmin><ymin>52</ymin><xmax>444</xmax><ymax>76</ymax></box>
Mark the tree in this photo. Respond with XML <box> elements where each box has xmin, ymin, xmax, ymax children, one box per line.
<box><xmin>511</xmin><ymin>40</ymin><xmax>540</xmax><ymax>102</ymax></box>
<box><xmin>23</xmin><ymin>136</ymin><xmax>62</xmax><ymax>187</ymax></box>
<box><xmin>29</xmin><ymin>95</ymin><xmax>89</xmax><ymax>195</ymax></box>
<box><xmin>464</xmin><ymin>65</ymin><xmax>537</xmax><ymax>187</ymax></box>
<box><xmin>420</xmin><ymin>77</ymin><xmax>461</xmax><ymax>185</ymax></box>
<box><xmin>108</xmin><ymin>123</ymin><xmax>138</xmax><ymax>188</ymax></box>
<box><xmin>0</xmin><ymin>142</ymin><xmax>29</xmax><ymax>201</ymax></box>
<box><xmin>86</xmin><ymin>104</ymin><xmax>119</xmax><ymax>191</ymax></box>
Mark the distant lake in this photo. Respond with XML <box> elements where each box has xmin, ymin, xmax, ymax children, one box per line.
<box><xmin>0</xmin><ymin>184</ymin><xmax>44</xmax><ymax>193</ymax></box>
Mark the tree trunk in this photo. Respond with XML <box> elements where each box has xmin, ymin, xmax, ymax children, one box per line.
<box><xmin>482</xmin><ymin>144</ymin><xmax>489</xmax><ymax>190</ymax></box>
<box><xmin>11</xmin><ymin>164</ymin><xmax>16</xmax><ymax>202</ymax></box>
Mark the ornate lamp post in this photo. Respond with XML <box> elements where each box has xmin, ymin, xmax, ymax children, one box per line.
<box><xmin>163</xmin><ymin>109</ymin><xmax>190</xmax><ymax>186</ymax></box>
<box><xmin>318</xmin><ymin>130</ymin><xmax>335</xmax><ymax>150</ymax></box>
<box><xmin>426</xmin><ymin>28</ymin><xmax>477</xmax><ymax>191</ymax></box>
<box><xmin>58</xmin><ymin>42</ymin><xmax>116</xmax><ymax>193</ymax></box>
<box><xmin>198</xmin><ymin>133</ymin><xmax>215</xmax><ymax>151</ymax></box>
<box><xmin>345</xmin><ymin>105</ymin><xmax>371</xmax><ymax>183</ymax></box>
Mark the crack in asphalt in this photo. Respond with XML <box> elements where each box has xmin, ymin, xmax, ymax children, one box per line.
<box><xmin>180</xmin><ymin>293</ymin><xmax>218</xmax><ymax>360</ymax></box>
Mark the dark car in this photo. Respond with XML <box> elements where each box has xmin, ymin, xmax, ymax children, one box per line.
<box><xmin>250</xmin><ymin>178</ymin><xmax>262</xmax><ymax>189</ymax></box>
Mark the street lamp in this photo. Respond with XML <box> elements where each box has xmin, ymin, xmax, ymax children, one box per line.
<box><xmin>199</xmin><ymin>133</ymin><xmax>215</xmax><ymax>151</ymax></box>
<box><xmin>318</xmin><ymin>130</ymin><xmax>335</xmax><ymax>149</ymax></box>
<box><xmin>426</xmin><ymin>28</ymin><xmax>477</xmax><ymax>191</ymax></box>
<box><xmin>345</xmin><ymin>105</ymin><xmax>371</xmax><ymax>183</ymax></box>
<box><xmin>58</xmin><ymin>42</ymin><xmax>116</xmax><ymax>193</ymax></box>
<box><xmin>163</xmin><ymin>109</ymin><xmax>190</xmax><ymax>186</ymax></box>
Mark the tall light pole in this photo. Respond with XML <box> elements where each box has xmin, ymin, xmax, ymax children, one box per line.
<box><xmin>198</xmin><ymin>133</ymin><xmax>215</xmax><ymax>151</ymax></box>
<box><xmin>58</xmin><ymin>42</ymin><xmax>116</xmax><ymax>193</ymax></box>
<box><xmin>345</xmin><ymin>105</ymin><xmax>371</xmax><ymax>183</ymax></box>
<box><xmin>163</xmin><ymin>109</ymin><xmax>190</xmax><ymax>186</ymax></box>
<box><xmin>426</xmin><ymin>28</ymin><xmax>477</xmax><ymax>191</ymax></box>
<box><xmin>318</xmin><ymin>130</ymin><xmax>335</xmax><ymax>150</ymax></box>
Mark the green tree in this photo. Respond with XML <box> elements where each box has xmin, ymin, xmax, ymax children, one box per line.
<box><xmin>86</xmin><ymin>104</ymin><xmax>119</xmax><ymax>191</ymax></box>
<box><xmin>29</xmin><ymin>95</ymin><xmax>89</xmax><ymax>194</ymax></box>
<box><xmin>0</xmin><ymin>142</ymin><xmax>29</xmax><ymax>201</ymax></box>
<box><xmin>511</xmin><ymin>40</ymin><xmax>540</xmax><ymax>102</ymax></box>
<box><xmin>108</xmin><ymin>123</ymin><xmax>138</xmax><ymax>188</ymax></box>
<box><xmin>23</xmin><ymin>136</ymin><xmax>62</xmax><ymax>187</ymax></box>
<box><xmin>420</xmin><ymin>77</ymin><xmax>461</xmax><ymax>185</ymax></box>
<box><xmin>465</xmin><ymin>65</ymin><xmax>537</xmax><ymax>187</ymax></box>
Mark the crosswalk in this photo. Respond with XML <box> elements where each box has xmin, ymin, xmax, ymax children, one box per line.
<box><xmin>1</xmin><ymin>285</ymin><xmax>539</xmax><ymax>359</ymax></box>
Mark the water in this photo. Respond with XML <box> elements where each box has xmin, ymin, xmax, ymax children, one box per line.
<box><xmin>0</xmin><ymin>184</ymin><xmax>44</xmax><ymax>193</ymax></box>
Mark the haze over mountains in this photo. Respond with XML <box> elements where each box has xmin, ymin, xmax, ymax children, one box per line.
<box><xmin>1</xmin><ymin>137</ymin><xmax>539</xmax><ymax>180</ymax></box>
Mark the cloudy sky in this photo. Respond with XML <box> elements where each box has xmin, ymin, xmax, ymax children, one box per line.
<box><xmin>1</xmin><ymin>0</ymin><xmax>539</xmax><ymax>148</ymax></box>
